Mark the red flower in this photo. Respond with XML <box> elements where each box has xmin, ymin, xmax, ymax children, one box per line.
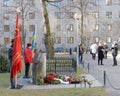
<box><xmin>44</xmin><ymin>73</ymin><xmax>58</xmax><ymax>83</ymax></box>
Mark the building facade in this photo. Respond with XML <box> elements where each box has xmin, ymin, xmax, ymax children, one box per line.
<box><xmin>0</xmin><ymin>0</ymin><xmax>120</xmax><ymax>51</ymax></box>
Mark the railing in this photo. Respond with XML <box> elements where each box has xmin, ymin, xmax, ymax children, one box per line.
<box><xmin>103</xmin><ymin>70</ymin><xmax>120</xmax><ymax>90</ymax></box>
<box><xmin>46</xmin><ymin>57</ymin><xmax>77</xmax><ymax>74</ymax></box>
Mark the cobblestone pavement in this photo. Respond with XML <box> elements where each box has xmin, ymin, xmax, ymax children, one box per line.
<box><xmin>82</xmin><ymin>52</ymin><xmax>120</xmax><ymax>96</ymax></box>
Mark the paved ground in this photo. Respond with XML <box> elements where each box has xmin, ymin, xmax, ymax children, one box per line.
<box><xmin>82</xmin><ymin>52</ymin><xmax>120</xmax><ymax>96</ymax></box>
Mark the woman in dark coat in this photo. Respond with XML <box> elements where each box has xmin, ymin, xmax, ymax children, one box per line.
<box><xmin>98</xmin><ymin>42</ymin><xmax>104</xmax><ymax>65</ymax></box>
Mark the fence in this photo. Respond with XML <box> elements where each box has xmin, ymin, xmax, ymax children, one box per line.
<box><xmin>46</xmin><ymin>57</ymin><xmax>77</xmax><ymax>74</ymax></box>
<box><xmin>79</xmin><ymin>61</ymin><xmax>119</xmax><ymax>90</ymax></box>
<box><xmin>103</xmin><ymin>70</ymin><xmax>120</xmax><ymax>90</ymax></box>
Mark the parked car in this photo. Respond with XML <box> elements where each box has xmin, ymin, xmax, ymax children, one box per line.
<box><xmin>54</xmin><ymin>47</ymin><xmax>64</xmax><ymax>52</ymax></box>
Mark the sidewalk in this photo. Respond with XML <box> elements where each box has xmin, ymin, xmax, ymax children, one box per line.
<box><xmin>82</xmin><ymin>52</ymin><xmax>120</xmax><ymax>96</ymax></box>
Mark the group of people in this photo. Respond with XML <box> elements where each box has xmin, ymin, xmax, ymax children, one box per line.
<box><xmin>90</xmin><ymin>41</ymin><xmax>118</xmax><ymax>66</ymax></box>
<box><xmin>8</xmin><ymin>39</ymin><xmax>33</xmax><ymax>89</ymax></box>
<box><xmin>78</xmin><ymin>40</ymin><xmax>118</xmax><ymax>67</ymax></box>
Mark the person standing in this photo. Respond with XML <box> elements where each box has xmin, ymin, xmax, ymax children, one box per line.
<box><xmin>23</xmin><ymin>43</ymin><xmax>33</xmax><ymax>78</ymax></box>
<box><xmin>98</xmin><ymin>42</ymin><xmax>104</xmax><ymax>65</ymax></box>
<box><xmin>90</xmin><ymin>42</ymin><xmax>98</xmax><ymax>60</ymax></box>
<box><xmin>111</xmin><ymin>41</ymin><xmax>118</xmax><ymax>66</ymax></box>
<box><xmin>8</xmin><ymin>39</ymin><xmax>15</xmax><ymax>89</ymax></box>
<box><xmin>8</xmin><ymin>39</ymin><xmax>14</xmax><ymax>72</ymax></box>
<box><xmin>78</xmin><ymin>43</ymin><xmax>84</xmax><ymax>63</ymax></box>
<box><xmin>103</xmin><ymin>42</ymin><xmax>108</xmax><ymax>59</ymax></box>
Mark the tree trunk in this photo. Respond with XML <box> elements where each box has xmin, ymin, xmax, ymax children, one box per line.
<box><xmin>41</xmin><ymin>0</ymin><xmax>54</xmax><ymax>58</ymax></box>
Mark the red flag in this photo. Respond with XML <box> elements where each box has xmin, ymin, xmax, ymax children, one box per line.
<box><xmin>10</xmin><ymin>14</ymin><xmax>22</xmax><ymax>79</ymax></box>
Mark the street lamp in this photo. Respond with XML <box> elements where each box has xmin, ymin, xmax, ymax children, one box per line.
<box><xmin>74</xmin><ymin>13</ymin><xmax>81</xmax><ymax>65</ymax></box>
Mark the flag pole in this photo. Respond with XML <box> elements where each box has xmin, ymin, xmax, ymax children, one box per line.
<box><xmin>30</xmin><ymin>25</ymin><xmax>37</xmax><ymax>82</ymax></box>
<box><xmin>10</xmin><ymin>13</ymin><xmax>22</xmax><ymax>89</ymax></box>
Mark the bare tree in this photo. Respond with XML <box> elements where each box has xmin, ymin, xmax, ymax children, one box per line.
<box><xmin>112</xmin><ymin>21</ymin><xmax>120</xmax><ymax>39</ymax></box>
<box><xmin>40</xmin><ymin>0</ymin><xmax>63</xmax><ymax>58</ymax></box>
<box><xmin>10</xmin><ymin>0</ymin><xmax>42</xmax><ymax>49</ymax></box>
<box><xmin>58</xmin><ymin>0</ymin><xmax>95</xmax><ymax>49</ymax></box>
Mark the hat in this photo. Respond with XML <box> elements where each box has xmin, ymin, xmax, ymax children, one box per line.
<box><xmin>27</xmin><ymin>43</ymin><xmax>31</xmax><ymax>46</ymax></box>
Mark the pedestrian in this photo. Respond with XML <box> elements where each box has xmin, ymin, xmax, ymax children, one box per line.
<box><xmin>111</xmin><ymin>41</ymin><xmax>118</xmax><ymax>66</ymax></box>
<box><xmin>8</xmin><ymin>39</ymin><xmax>14</xmax><ymax>72</ymax></box>
<box><xmin>78</xmin><ymin>43</ymin><xmax>84</xmax><ymax>63</ymax></box>
<box><xmin>90</xmin><ymin>42</ymin><xmax>98</xmax><ymax>60</ymax></box>
<box><xmin>69</xmin><ymin>48</ymin><xmax>72</xmax><ymax>55</ymax></box>
<box><xmin>8</xmin><ymin>39</ymin><xmax>15</xmax><ymax>89</ymax></box>
<box><xmin>97</xmin><ymin>42</ymin><xmax>104</xmax><ymax>65</ymax></box>
<box><xmin>103</xmin><ymin>42</ymin><xmax>108</xmax><ymax>59</ymax></box>
<box><xmin>23</xmin><ymin>43</ymin><xmax>33</xmax><ymax>78</ymax></box>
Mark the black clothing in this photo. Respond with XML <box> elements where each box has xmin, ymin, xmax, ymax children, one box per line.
<box><xmin>78</xmin><ymin>45</ymin><xmax>84</xmax><ymax>63</ymax></box>
<box><xmin>25</xmin><ymin>62</ymin><xmax>30</xmax><ymax>77</ymax></box>
<box><xmin>103</xmin><ymin>44</ymin><xmax>108</xmax><ymax>59</ymax></box>
<box><xmin>8</xmin><ymin>48</ymin><xmax>12</xmax><ymax>71</ymax></box>
<box><xmin>112</xmin><ymin>44</ymin><xmax>118</xmax><ymax>66</ymax></box>
<box><xmin>98</xmin><ymin>46</ymin><xmax>104</xmax><ymax>65</ymax></box>
<box><xmin>92</xmin><ymin>53</ymin><xmax>96</xmax><ymax>60</ymax></box>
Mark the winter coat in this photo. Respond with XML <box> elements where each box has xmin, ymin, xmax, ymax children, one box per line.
<box><xmin>98</xmin><ymin>46</ymin><xmax>104</xmax><ymax>59</ymax></box>
<box><xmin>24</xmin><ymin>46</ymin><xmax>32</xmax><ymax>64</ymax></box>
<box><xmin>111</xmin><ymin>44</ymin><xmax>118</xmax><ymax>57</ymax></box>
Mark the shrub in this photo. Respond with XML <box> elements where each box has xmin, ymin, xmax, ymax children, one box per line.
<box><xmin>0</xmin><ymin>54</ymin><xmax>9</xmax><ymax>73</ymax></box>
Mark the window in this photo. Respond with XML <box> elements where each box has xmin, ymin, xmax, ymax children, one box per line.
<box><xmin>55</xmin><ymin>12</ymin><xmax>61</xmax><ymax>19</ymax></box>
<box><xmin>55</xmin><ymin>37</ymin><xmax>61</xmax><ymax>44</ymax></box>
<box><xmin>56</xmin><ymin>24</ymin><xmax>61</xmax><ymax>31</ymax></box>
<box><xmin>106</xmin><ymin>0</ymin><xmax>112</xmax><ymax>6</ymax></box>
<box><xmin>93</xmin><ymin>37</ymin><xmax>99</xmax><ymax>43</ymax></box>
<box><xmin>94</xmin><ymin>24</ymin><xmax>99</xmax><ymax>31</ymax></box>
<box><xmin>29</xmin><ymin>0</ymin><xmax>35</xmax><ymax>7</ymax></box>
<box><xmin>4</xmin><ymin>25</ymin><xmax>10</xmax><ymax>32</ymax></box>
<box><xmin>65</xmin><ymin>12</ymin><xmax>74</xmax><ymax>19</ymax></box>
<box><xmin>4</xmin><ymin>12</ymin><xmax>9</xmax><ymax>20</ymax></box>
<box><xmin>3</xmin><ymin>0</ymin><xmax>10</xmax><ymax>6</ymax></box>
<box><xmin>29</xmin><ymin>12</ymin><xmax>35</xmax><ymax>19</ymax></box>
<box><xmin>67</xmin><ymin>37</ymin><xmax>74</xmax><ymax>44</ymax></box>
<box><xmin>118</xmin><ymin>37</ymin><xmax>120</xmax><ymax>42</ymax></box>
<box><xmin>67</xmin><ymin>24</ymin><xmax>74</xmax><ymax>31</ymax></box>
<box><xmin>29</xmin><ymin>25</ymin><xmax>35</xmax><ymax>32</ymax></box>
<box><xmin>15</xmin><ymin>0</ymin><xmax>20</xmax><ymax>7</ymax></box>
<box><xmin>52</xmin><ymin>2</ymin><xmax>61</xmax><ymax>6</ymax></box>
<box><xmin>106</xmin><ymin>11</ymin><xmax>112</xmax><ymax>18</ymax></box>
<box><xmin>107</xmin><ymin>24</ymin><xmax>112</xmax><ymax>31</ymax></box>
<box><xmin>4</xmin><ymin>37</ymin><xmax>10</xmax><ymax>44</ymax></box>
<box><xmin>93</xmin><ymin>12</ymin><xmax>99</xmax><ymax>18</ymax></box>
<box><xmin>119</xmin><ymin>11</ymin><xmax>120</xmax><ymax>18</ymax></box>
<box><xmin>106</xmin><ymin>36</ymin><xmax>111</xmax><ymax>43</ymax></box>
<box><xmin>95</xmin><ymin>0</ymin><xmax>99</xmax><ymax>6</ymax></box>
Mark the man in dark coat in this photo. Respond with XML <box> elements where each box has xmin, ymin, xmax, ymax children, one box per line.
<box><xmin>111</xmin><ymin>41</ymin><xmax>118</xmax><ymax>66</ymax></box>
<box><xmin>78</xmin><ymin>43</ymin><xmax>84</xmax><ymax>63</ymax></box>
